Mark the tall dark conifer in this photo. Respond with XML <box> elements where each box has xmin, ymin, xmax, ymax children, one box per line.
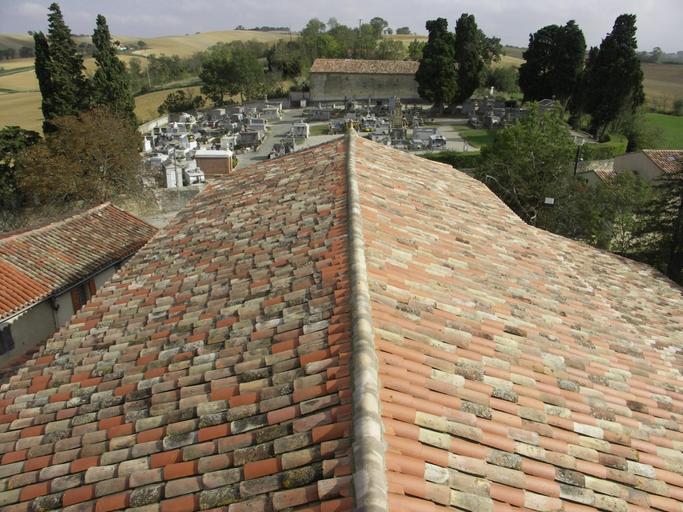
<box><xmin>33</xmin><ymin>32</ymin><xmax>56</xmax><ymax>131</ymax></box>
<box><xmin>92</xmin><ymin>15</ymin><xmax>136</xmax><ymax>123</ymax></box>
<box><xmin>415</xmin><ymin>18</ymin><xmax>457</xmax><ymax>111</ymax></box>
<box><xmin>580</xmin><ymin>14</ymin><xmax>644</xmax><ymax>137</ymax></box>
<box><xmin>45</xmin><ymin>3</ymin><xmax>90</xmax><ymax>116</ymax></box>
<box><xmin>453</xmin><ymin>14</ymin><xmax>484</xmax><ymax>104</ymax></box>
<box><xmin>519</xmin><ymin>21</ymin><xmax>586</xmax><ymax>105</ymax></box>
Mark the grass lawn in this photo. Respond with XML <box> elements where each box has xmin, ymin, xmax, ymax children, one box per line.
<box><xmin>309</xmin><ymin>124</ymin><xmax>329</xmax><ymax>136</ymax></box>
<box><xmin>453</xmin><ymin>125</ymin><xmax>496</xmax><ymax>149</ymax></box>
<box><xmin>644</xmin><ymin>113</ymin><xmax>683</xmax><ymax>149</ymax></box>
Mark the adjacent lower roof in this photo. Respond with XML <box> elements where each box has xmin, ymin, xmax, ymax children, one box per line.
<box><xmin>643</xmin><ymin>150</ymin><xmax>683</xmax><ymax>175</ymax></box>
<box><xmin>0</xmin><ymin>204</ymin><xmax>158</xmax><ymax>321</ymax></box>
<box><xmin>310</xmin><ymin>58</ymin><xmax>419</xmax><ymax>75</ymax></box>
<box><xmin>0</xmin><ymin>134</ymin><xmax>681</xmax><ymax>512</ymax></box>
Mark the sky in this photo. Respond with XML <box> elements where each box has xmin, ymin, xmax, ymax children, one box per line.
<box><xmin>1</xmin><ymin>0</ymin><xmax>681</xmax><ymax>52</ymax></box>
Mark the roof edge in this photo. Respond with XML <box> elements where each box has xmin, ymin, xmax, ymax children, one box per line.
<box><xmin>345</xmin><ymin>129</ymin><xmax>388</xmax><ymax>511</ymax></box>
<box><xmin>0</xmin><ymin>203</ymin><xmax>156</xmax><ymax>244</ymax></box>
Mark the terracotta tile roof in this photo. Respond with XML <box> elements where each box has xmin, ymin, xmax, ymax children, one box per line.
<box><xmin>643</xmin><ymin>149</ymin><xmax>683</xmax><ymax>175</ymax></box>
<box><xmin>593</xmin><ymin>168</ymin><xmax>618</xmax><ymax>183</ymax></box>
<box><xmin>310</xmin><ymin>58</ymin><xmax>419</xmax><ymax>75</ymax></box>
<box><xmin>0</xmin><ymin>204</ymin><xmax>157</xmax><ymax>320</ymax></box>
<box><xmin>0</xmin><ymin>134</ymin><xmax>681</xmax><ymax>512</ymax></box>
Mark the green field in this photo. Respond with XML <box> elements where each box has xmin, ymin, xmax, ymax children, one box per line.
<box><xmin>644</xmin><ymin>113</ymin><xmax>683</xmax><ymax>149</ymax></box>
<box><xmin>453</xmin><ymin>125</ymin><xmax>496</xmax><ymax>149</ymax></box>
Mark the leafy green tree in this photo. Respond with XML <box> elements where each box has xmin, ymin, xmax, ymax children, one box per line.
<box><xmin>485</xmin><ymin>66</ymin><xmax>519</xmax><ymax>94</ymax></box>
<box><xmin>407</xmin><ymin>39</ymin><xmax>425</xmax><ymax>61</ymax></box>
<box><xmin>92</xmin><ymin>15</ymin><xmax>136</xmax><ymax>123</ymax></box>
<box><xmin>476</xmin><ymin>104</ymin><xmax>575</xmax><ymax>226</ymax></box>
<box><xmin>327</xmin><ymin>25</ymin><xmax>356</xmax><ymax>58</ymax></box>
<box><xmin>518</xmin><ymin>21</ymin><xmax>586</xmax><ymax>105</ymax></box>
<box><xmin>267</xmin><ymin>40</ymin><xmax>305</xmax><ymax>78</ymax></box>
<box><xmin>157</xmin><ymin>90</ymin><xmax>205</xmax><ymax>114</ymax></box>
<box><xmin>415</xmin><ymin>18</ymin><xmax>457</xmax><ymax>111</ymax></box>
<box><xmin>356</xmin><ymin>23</ymin><xmax>381</xmax><ymax>58</ymax></box>
<box><xmin>374</xmin><ymin>39</ymin><xmax>405</xmax><ymax>60</ymax></box>
<box><xmin>369</xmin><ymin>17</ymin><xmax>389</xmax><ymax>36</ymax></box>
<box><xmin>633</xmin><ymin>168</ymin><xmax>683</xmax><ymax>284</ymax></box>
<box><xmin>43</xmin><ymin>2</ymin><xmax>90</xmax><ymax>124</ymax></box>
<box><xmin>199</xmin><ymin>43</ymin><xmax>234</xmax><ymax>103</ymax></box>
<box><xmin>17</xmin><ymin>107</ymin><xmax>142</xmax><ymax>205</ymax></box>
<box><xmin>396</xmin><ymin>27</ymin><xmax>411</xmax><ymax>35</ymax></box>
<box><xmin>229</xmin><ymin>46</ymin><xmax>265</xmax><ymax>102</ymax></box>
<box><xmin>579</xmin><ymin>14</ymin><xmax>645</xmax><ymax>138</ymax></box>
<box><xmin>453</xmin><ymin>13</ymin><xmax>485</xmax><ymax>103</ymax></box>
<box><xmin>0</xmin><ymin>127</ymin><xmax>40</xmax><ymax>209</ymax></box>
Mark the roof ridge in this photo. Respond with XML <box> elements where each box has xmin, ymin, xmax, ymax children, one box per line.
<box><xmin>345</xmin><ymin>130</ymin><xmax>388</xmax><ymax>511</ymax></box>
<box><xmin>0</xmin><ymin>202</ymin><xmax>114</xmax><ymax>244</ymax></box>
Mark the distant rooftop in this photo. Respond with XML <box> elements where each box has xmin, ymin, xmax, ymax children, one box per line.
<box><xmin>643</xmin><ymin>149</ymin><xmax>683</xmax><ymax>174</ymax></box>
<box><xmin>310</xmin><ymin>58</ymin><xmax>419</xmax><ymax>75</ymax></box>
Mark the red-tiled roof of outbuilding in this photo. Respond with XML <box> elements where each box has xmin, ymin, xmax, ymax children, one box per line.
<box><xmin>0</xmin><ymin>134</ymin><xmax>681</xmax><ymax>512</ymax></box>
<box><xmin>0</xmin><ymin>203</ymin><xmax>157</xmax><ymax>320</ymax></box>
<box><xmin>643</xmin><ymin>149</ymin><xmax>683</xmax><ymax>175</ymax></box>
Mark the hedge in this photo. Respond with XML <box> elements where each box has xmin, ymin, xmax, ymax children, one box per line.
<box><xmin>420</xmin><ymin>151</ymin><xmax>482</xmax><ymax>169</ymax></box>
<box><xmin>581</xmin><ymin>134</ymin><xmax>628</xmax><ymax>161</ymax></box>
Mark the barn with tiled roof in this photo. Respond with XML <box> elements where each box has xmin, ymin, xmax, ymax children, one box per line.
<box><xmin>309</xmin><ymin>58</ymin><xmax>421</xmax><ymax>103</ymax></box>
<box><xmin>0</xmin><ymin>134</ymin><xmax>681</xmax><ymax>512</ymax></box>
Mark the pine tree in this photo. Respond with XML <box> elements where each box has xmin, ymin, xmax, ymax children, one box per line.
<box><xmin>453</xmin><ymin>14</ymin><xmax>484</xmax><ymax>104</ymax></box>
<box><xmin>46</xmin><ymin>2</ymin><xmax>90</xmax><ymax>117</ymax></box>
<box><xmin>581</xmin><ymin>14</ymin><xmax>644</xmax><ymax>138</ymax></box>
<box><xmin>415</xmin><ymin>18</ymin><xmax>457</xmax><ymax>111</ymax></box>
<box><xmin>92</xmin><ymin>15</ymin><xmax>136</xmax><ymax>123</ymax></box>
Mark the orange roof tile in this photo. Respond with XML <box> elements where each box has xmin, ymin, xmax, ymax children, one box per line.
<box><xmin>310</xmin><ymin>58</ymin><xmax>419</xmax><ymax>75</ymax></box>
<box><xmin>0</xmin><ymin>134</ymin><xmax>681</xmax><ymax>511</ymax></box>
<box><xmin>643</xmin><ymin>149</ymin><xmax>683</xmax><ymax>174</ymax></box>
<box><xmin>0</xmin><ymin>203</ymin><xmax>157</xmax><ymax>319</ymax></box>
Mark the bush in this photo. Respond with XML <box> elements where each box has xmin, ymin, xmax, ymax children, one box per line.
<box><xmin>420</xmin><ymin>151</ymin><xmax>482</xmax><ymax>169</ymax></box>
<box><xmin>581</xmin><ymin>134</ymin><xmax>628</xmax><ymax>160</ymax></box>
<box><xmin>673</xmin><ymin>98</ymin><xmax>683</xmax><ymax>116</ymax></box>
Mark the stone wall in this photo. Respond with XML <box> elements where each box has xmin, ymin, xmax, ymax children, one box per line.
<box><xmin>310</xmin><ymin>73</ymin><xmax>420</xmax><ymax>102</ymax></box>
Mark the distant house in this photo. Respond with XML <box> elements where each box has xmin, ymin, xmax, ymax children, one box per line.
<box><xmin>0</xmin><ymin>204</ymin><xmax>157</xmax><ymax>362</ymax></box>
<box><xmin>309</xmin><ymin>58</ymin><xmax>421</xmax><ymax>102</ymax></box>
<box><xmin>614</xmin><ymin>149</ymin><xmax>683</xmax><ymax>182</ymax></box>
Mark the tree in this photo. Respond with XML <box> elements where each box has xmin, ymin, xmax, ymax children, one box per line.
<box><xmin>33</xmin><ymin>31</ymin><xmax>56</xmax><ymax>125</ymax></box>
<box><xmin>518</xmin><ymin>21</ymin><xmax>586</xmax><ymax>105</ymax></box>
<box><xmin>407</xmin><ymin>39</ymin><xmax>425</xmax><ymax>61</ymax></box>
<box><xmin>0</xmin><ymin>127</ymin><xmax>40</xmax><ymax>209</ymax></box>
<box><xmin>396</xmin><ymin>27</ymin><xmax>411</xmax><ymax>35</ymax></box>
<box><xmin>17</xmin><ymin>107</ymin><xmax>142</xmax><ymax>205</ymax></box>
<box><xmin>199</xmin><ymin>43</ymin><xmax>234</xmax><ymax>103</ymax></box>
<box><xmin>633</xmin><ymin>168</ymin><xmax>683</xmax><ymax>284</ymax></box>
<box><xmin>485</xmin><ymin>66</ymin><xmax>519</xmax><ymax>94</ymax></box>
<box><xmin>415</xmin><ymin>18</ymin><xmax>457</xmax><ymax>111</ymax></box>
<box><xmin>453</xmin><ymin>13</ymin><xmax>485</xmax><ymax>104</ymax></box>
<box><xmin>369</xmin><ymin>17</ymin><xmax>389</xmax><ymax>37</ymax></box>
<box><xmin>91</xmin><ymin>15</ymin><xmax>136</xmax><ymax>123</ymax></box>
<box><xmin>158</xmin><ymin>90</ymin><xmax>205</xmax><ymax>114</ymax></box>
<box><xmin>19</xmin><ymin>46</ymin><xmax>34</xmax><ymax>58</ymax></box>
<box><xmin>476</xmin><ymin>104</ymin><xmax>575</xmax><ymax>226</ymax></box>
<box><xmin>356</xmin><ymin>23</ymin><xmax>381</xmax><ymax>59</ymax></box>
<box><xmin>229</xmin><ymin>46</ymin><xmax>265</xmax><ymax>102</ymax></box>
<box><xmin>374</xmin><ymin>39</ymin><xmax>405</xmax><ymax>60</ymax></box>
<box><xmin>579</xmin><ymin>14</ymin><xmax>644</xmax><ymax>138</ymax></box>
<box><xmin>43</xmin><ymin>3</ymin><xmax>90</xmax><ymax>123</ymax></box>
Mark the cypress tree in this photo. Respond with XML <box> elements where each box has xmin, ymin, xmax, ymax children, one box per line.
<box><xmin>519</xmin><ymin>21</ymin><xmax>586</xmax><ymax>106</ymax></box>
<box><xmin>92</xmin><ymin>15</ymin><xmax>136</xmax><ymax>123</ymax></box>
<box><xmin>581</xmin><ymin>14</ymin><xmax>644</xmax><ymax>138</ymax></box>
<box><xmin>46</xmin><ymin>2</ymin><xmax>90</xmax><ymax>116</ymax></box>
<box><xmin>33</xmin><ymin>32</ymin><xmax>56</xmax><ymax>132</ymax></box>
<box><xmin>415</xmin><ymin>18</ymin><xmax>457</xmax><ymax>111</ymax></box>
<box><xmin>453</xmin><ymin>14</ymin><xmax>484</xmax><ymax>104</ymax></box>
